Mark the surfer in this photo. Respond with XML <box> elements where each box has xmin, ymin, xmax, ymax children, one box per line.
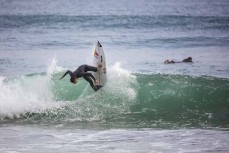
<box><xmin>182</xmin><ymin>57</ymin><xmax>192</xmax><ymax>62</ymax></box>
<box><xmin>164</xmin><ymin>59</ymin><xmax>175</xmax><ymax>64</ymax></box>
<box><xmin>164</xmin><ymin>57</ymin><xmax>193</xmax><ymax>64</ymax></box>
<box><xmin>59</xmin><ymin>64</ymin><xmax>102</xmax><ymax>91</ymax></box>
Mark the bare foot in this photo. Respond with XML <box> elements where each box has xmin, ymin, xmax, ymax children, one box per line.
<box><xmin>95</xmin><ymin>80</ymin><xmax>99</xmax><ymax>85</ymax></box>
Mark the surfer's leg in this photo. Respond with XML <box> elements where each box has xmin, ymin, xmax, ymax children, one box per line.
<box><xmin>85</xmin><ymin>65</ymin><xmax>98</xmax><ymax>72</ymax></box>
<box><xmin>83</xmin><ymin>76</ymin><xmax>96</xmax><ymax>91</ymax></box>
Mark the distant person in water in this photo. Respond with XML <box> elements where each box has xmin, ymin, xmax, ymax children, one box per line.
<box><xmin>164</xmin><ymin>59</ymin><xmax>175</xmax><ymax>64</ymax></box>
<box><xmin>164</xmin><ymin>57</ymin><xmax>193</xmax><ymax>64</ymax></box>
<box><xmin>182</xmin><ymin>57</ymin><xmax>192</xmax><ymax>62</ymax></box>
<box><xmin>59</xmin><ymin>64</ymin><xmax>102</xmax><ymax>91</ymax></box>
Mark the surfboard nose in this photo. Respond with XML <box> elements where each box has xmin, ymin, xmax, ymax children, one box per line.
<box><xmin>97</xmin><ymin>41</ymin><xmax>102</xmax><ymax>47</ymax></box>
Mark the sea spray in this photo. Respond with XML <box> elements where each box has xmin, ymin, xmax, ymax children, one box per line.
<box><xmin>50</xmin><ymin>62</ymin><xmax>138</xmax><ymax>122</ymax></box>
<box><xmin>0</xmin><ymin>58</ymin><xmax>63</xmax><ymax>120</ymax></box>
<box><xmin>0</xmin><ymin>59</ymin><xmax>138</xmax><ymax>123</ymax></box>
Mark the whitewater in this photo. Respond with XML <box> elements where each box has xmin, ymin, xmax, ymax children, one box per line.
<box><xmin>1</xmin><ymin>59</ymin><xmax>228</xmax><ymax>129</ymax></box>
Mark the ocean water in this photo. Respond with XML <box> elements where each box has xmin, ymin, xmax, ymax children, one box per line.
<box><xmin>0</xmin><ymin>0</ymin><xmax>229</xmax><ymax>152</ymax></box>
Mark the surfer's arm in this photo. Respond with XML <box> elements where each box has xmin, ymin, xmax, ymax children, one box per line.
<box><xmin>59</xmin><ymin>70</ymin><xmax>72</xmax><ymax>80</ymax></box>
<box><xmin>82</xmin><ymin>72</ymin><xmax>96</xmax><ymax>82</ymax></box>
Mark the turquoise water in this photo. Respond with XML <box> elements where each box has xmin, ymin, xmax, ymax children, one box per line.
<box><xmin>1</xmin><ymin>0</ymin><xmax>229</xmax><ymax>152</ymax></box>
<box><xmin>1</xmin><ymin>69</ymin><xmax>229</xmax><ymax>129</ymax></box>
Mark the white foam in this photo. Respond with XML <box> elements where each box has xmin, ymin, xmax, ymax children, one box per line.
<box><xmin>47</xmin><ymin>58</ymin><xmax>64</xmax><ymax>75</ymax></box>
<box><xmin>57</xmin><ymin>62</ymin><xmax>138</xmax><ymax>121</ymax></box>
<box><xmin>0</xmin><ymin>58</ymin><xmax>63</xmax><ymax>119</ymax></box>
<box><xmin>0</xmin><ymin>59</ymin><xmax>138</xmax><ymax>120</ymax></box>
<box><xmin>106</xmin><ymin>62</ymin><xmax>137</xmax><ymax>100</ymax></box>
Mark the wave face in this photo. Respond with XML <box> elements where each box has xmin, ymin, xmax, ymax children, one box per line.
<box><xmin>0</xmin><ymin>62</ymin><xmax>228</xmax><ymax>128</ymax></box>
<box><xmin>131</xmin><ymin>74</ymin><xmax>229</xmax><ymax>128</ymax></box>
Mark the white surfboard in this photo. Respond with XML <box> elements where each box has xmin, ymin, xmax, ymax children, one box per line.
<box><xmin>93</xmin><ymin>41</ymin><xmax>107</xmax><ymax>87</ymax></box>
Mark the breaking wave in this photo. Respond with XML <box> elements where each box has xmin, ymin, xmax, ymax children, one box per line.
<box><xmin>0</xmin><ymin>59</ymin><xmax>228</xmax><ymax>128</ymax></box>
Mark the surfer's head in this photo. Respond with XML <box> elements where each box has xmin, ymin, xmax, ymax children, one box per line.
<box><xmin>187</xmin><ymin>57</ymin><xmax>192</xmax><ymax>61</ymax></box>
<box><xmin>70</xmin><ymin>77</ymin><xmax>78</xmax><ymax>84</ymax></box>
<box><xmin>183</xmin><ymin>57</ymin><xmax>193</xmax><ymax>62</ymax></box>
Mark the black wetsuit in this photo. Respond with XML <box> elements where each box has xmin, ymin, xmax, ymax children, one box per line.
<box><xmin>61</xmin><ymin>65</ymin><xmax>101</xmax><ymax>91</ymax></box>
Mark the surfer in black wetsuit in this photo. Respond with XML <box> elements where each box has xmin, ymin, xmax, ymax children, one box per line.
<box><xmin>59</xmin><ymin>64</ymin><xmax>102</xmax><ymax>91</ymax></box>
<box><xmin>164</xmin><ymin>57</ymin><xmax>193</xmax><ymax>64</ymax></box>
